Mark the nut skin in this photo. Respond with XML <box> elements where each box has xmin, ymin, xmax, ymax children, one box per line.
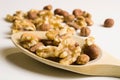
<box><xmin>64</xmin><ymin>14</ymin><xmax>75</xmax><ymax>22</ymax></box>
<box><xmin>83</xmin><ymin>44</ymin><xmax>100</xmax><ymax>60</ymax></box>
<box><xmin>80</xmin><ymin>27</ymin><xmax>91</xmax><ymax>37</ymax></box>
<box><xmin>54</xmin><ymin>8</ymin><xmax>63</xmax><ymax>15</ymax></box>
<box><xmin>61</xmin><ymin>10</ymin><xmax>69</xmax><ymax>17</ymax></box>
<box><xmin>54</xmin><ymin>8</ymin><xmax>69</xmax><ymax>17</ymax></box>
<box><xmin>28</xmin><ymin>10</ymin><xmax>38</xmax><ymax>19</ymax></box>
<box><xmin>73</xmin><ymin>9</ymin><xmax>83</xmax><ymax>18</ymax></box>
<box><xmin>76</xmin><ymin>54</ymin><xmax>90</xmax><ymax>65</ymax></box>
<box><xmin>39</xmin><ymin>23</ymin><xmax>51</xmax><ymax>31</ymax></box>
<box><xmin>43</xmin><ymin>5</ymin><xmax>52</xmax><ymax>10</ymax></box>
<box><xmin>104</xmin><ymin>18</ymin><xmax>114</xmax><ymax>27</ymax></box>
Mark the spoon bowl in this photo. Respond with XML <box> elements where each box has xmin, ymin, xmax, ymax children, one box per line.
<box><xmin>11</xmin><ymin>31</ymin><xmax>120</xmax><ymax>77</ymax></box>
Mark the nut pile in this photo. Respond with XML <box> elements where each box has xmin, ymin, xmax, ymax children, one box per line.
<box><xmin>19</xmin><ymin>29</ymin><xmax>100</xmax><ymax>65</ymax></box>
<box><xmin>6</xmin><ymin>5</ymin><xmax>94</xmax><ymax>37</ymax></box>
<box><xmin>6</xmin><ymin>5</ymin><xmax>101</xmax><ymax>65</ymax></box>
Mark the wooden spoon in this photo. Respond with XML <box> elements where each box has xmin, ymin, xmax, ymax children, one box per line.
<box><xmin>11</xmin><ymin>31</ymin><xmax>120</xmax><ymax>77</ymax></box>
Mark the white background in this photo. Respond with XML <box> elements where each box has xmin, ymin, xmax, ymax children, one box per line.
<box><xmin>0</xmin><ymin>0</ymin><xmax>120</xmax><ymax>80</ymax></box>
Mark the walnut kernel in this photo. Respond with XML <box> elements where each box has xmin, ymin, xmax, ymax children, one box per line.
<box><xmin>85</xmin><ymin>18</ymin><xmax>94</xmax><ymax>26</ymax></box>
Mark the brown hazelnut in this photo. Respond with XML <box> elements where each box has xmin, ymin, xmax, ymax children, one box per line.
<box><xmin>64</xmin><ymin>14</ymin><xmax>75</xmax><ymax>22</ymax></box>
<box><xmin>28</xmin><ymin>10</ymin><xmax>38</xmax><ymax>19</ymax></box>
<box><xmin>83</xmin><ymin>44</ymin><xmax>100</xmax><ymax>60</ymax></box>
<box><xmin>43</xmin><ymin>5</ymin><xmax>52</xmax><ymax>10</ymax></box>
<box><xmin>54</xmin><ymin>8</ymin><xmax>69</xmax><ymax>17</ymax></box>
<box><xmin>103</xmin><ymin>18</ymin><xmax>114</xmax><ymax>27</ymax></box>
<box><xmin>73</xmin><ymin>9</ymin><xmax>83</xmax><ymax>18</ymax></box>
<box><xmin>54</xmin><ymin>8</ymin><xmax>63</xmax><ymax>15</ymax></box>
<box><xmin>76</xmin><ymin>54</ymin><xmax>90</xmax><ymax>65</ymax></box>
<box><xmin>61</xmin><ymin>10</ymin><xmax>69</xmax><ymax>17</ymax></box>
<box><xmin>39</xmin><ymin>23</ymin><xmax>51</xmax><ymax>31</ymax></box>
<box><xmin>80</xmin><ymin>27</ymin><xmax>91</xmax><ymax>37</ymax></box>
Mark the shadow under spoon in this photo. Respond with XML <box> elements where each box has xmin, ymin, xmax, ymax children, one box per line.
<box><xmin>11</xmin><ymin>31</ymin><xmax>120</xmax><ymax>77</ymax></box>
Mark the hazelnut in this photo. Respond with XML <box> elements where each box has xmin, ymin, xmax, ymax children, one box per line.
<box><xmin>76</xmin><ymin>54</ymin><xmax>90</xmax><ymax>65</ymax></box>
<box><xmin>43</xmin><ymin>5</ymin><xmax>52</xmax><ymax>10</ymax></box>
<box><xmin>83</xmin><ymin>44</ymin><xmax>100</xmax><ymax>60</ymax></box>
<box><xmin>103</xmin><ymin>18</ymin><xmax>114</xmax><ymax>27</ymax></box>
<box><xmin>39</xmin><ymin>23</ymin><xmax>51</xmax><ymax>31</ymax></box>
<box><xmin>54</xmin><ymin>8</ymin><xmax>69</xmax><ymax>17</ymax></box>
<box><xmin>54</xmin><ymin>8</ymin><xmax>63</xmax><ymax>15</ymax></box>
<box><xmin>61</xmin><ymin>10</ymin><xmax>69</xmax><ymax>17</ymax></box>
<box><xmin>73</xmin><ymin>9</ymin><xmax>83</xmax><ymax>18</ymax></box>
<box><xmin>28</xmin><ymin>10</ymin><xmax>38</xmax><ymax>19</ymax></box>
<box><xmin>64</xmin><ymin>14</ymin><xmax>75</xmax><ymax>22</ymax></box>
<box><xmin>80</xmin><ymin>27</ymin><xmax>91</xmax><ymax>37</ymax></box>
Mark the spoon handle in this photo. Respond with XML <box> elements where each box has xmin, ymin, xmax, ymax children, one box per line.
<box><xmin>84</xmin><ymin>50</ymin><xmax>120</xmax><ymax>77</ymax></box>
<box><xmin>96</xmin><ymin>50</ymin><xmax>120</xmax><ymax>65</ymax></box>
<box><xmin>75</xmin><ymin>63</ymin><xmax>120</xmax><ymax>77</ymax></box>
<box><xmin>89</xmin><ymin>64</ymin><xmax>120</xmax><ymax>77</ymax></box>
